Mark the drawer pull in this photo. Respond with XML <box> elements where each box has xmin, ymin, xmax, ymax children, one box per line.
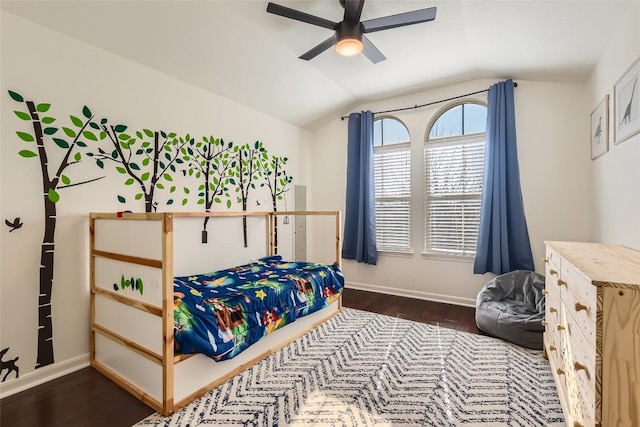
<box><xmin>573</xmin><ymin>422</ymin><xmax>584</xmax><ymax>427</ymax></box>
<box><xmin>557</xmin><ymin>324</ymin><xmax>566</xmax><ymax>331</ymax></box>
<box><xmin>549</xmin><ymin>345</ymin><xmax>557</xmax><ymax>352</ymax></box>
<box><xmin>557</xmin><ymin>279</ymin><xmax>567</xmax><ymax>286</ymax></box>
<box><xmin>549</xmin><ymin>307</ymin><xmax>557</xmax><ymax>313</ymax></box>
<box><xmin>574</xmin><ymin>302</ymin><xmax>588</xmax><ymax>312</ymax></box>
<box><xmin>556</xmin><ymin>368</ymin><xmax>565</xmax><ymax>375</ymax></box>
<box><xmin>542</xmin><ymin>289</ymin><xmax>549</xmax><ymax>295</ymax></box>
<box><xmin>550</xmin><ymin>269</ymin><xmax>558</xmax><ymax>276</ymax></box>
<box><xmin>543</xmin><ymin>258</ymin><xmax>549</xmax><ymax>264</ymax></box>
<box><xmin>574</xmin><ymin>361</ymin><xmax>591</xmax><ymax>379</ymax></box>
<box><xmin>541</xmin><ymin>321</ymin><xmax>548</xmax><ymax>327</ymax></box>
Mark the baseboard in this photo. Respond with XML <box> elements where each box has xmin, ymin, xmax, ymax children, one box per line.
<box><xmin>0</xmin><ymin>353</ymin><xmax>90</xmax><ymax>399</ymax></box>
<box><xmin>345</xmin><ymin>281</ymin><xmax>476</xmax><ymax>308</ymax></box>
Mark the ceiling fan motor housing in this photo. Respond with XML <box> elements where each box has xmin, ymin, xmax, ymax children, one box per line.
<box><xmin>336</xmin><ymin>20</ymin><xmax>364</xmax><ymax>43</ymax></box>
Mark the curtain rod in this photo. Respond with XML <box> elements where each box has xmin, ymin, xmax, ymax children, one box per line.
<box><xmin>340</xmin><ymin>81</ymin><xmax>518</xmax><ymax>120</ymax></box>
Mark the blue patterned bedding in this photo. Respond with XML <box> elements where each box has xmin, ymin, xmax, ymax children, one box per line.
<box><xmin>173</xmin><ymin>255</ymin><xmax>344</xmax><ymax>361</ymax></box>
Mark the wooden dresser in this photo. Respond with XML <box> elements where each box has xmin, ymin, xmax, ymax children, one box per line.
<box><xmin>543</xmin><ymin>241</ymin><xmax>640</xmax><ymax>427</ymax></box>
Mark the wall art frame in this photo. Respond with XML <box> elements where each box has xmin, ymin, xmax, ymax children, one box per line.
<box><xmin>614</xmin><ymin>56</ymin><xmax>640</xmax><ymax>144</ymax></box>
<box><xmin>591</xmin><ymin>95</ymin><xmax>609</xmax><ymax>160</ymax></box>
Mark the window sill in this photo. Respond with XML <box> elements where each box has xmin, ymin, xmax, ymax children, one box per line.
<box><xmin>377</xmin><ymin>250</ymin><xmax>414</xmax><ymax>258</ymax></box>
<box><xmin>421</xmin><ymin>252</ymin><xmax>475</xmax><ymax>263</ymax></box>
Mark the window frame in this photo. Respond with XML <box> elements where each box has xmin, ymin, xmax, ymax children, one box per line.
<box><xmin>373</xmin><ymin>116</ymin><xmax>412</xmax><ymax>254</ymax></box>
<box><xmin>423</xmin><ymin>101</ymin><xmax>487</xmax><ymax>261</ymax></box>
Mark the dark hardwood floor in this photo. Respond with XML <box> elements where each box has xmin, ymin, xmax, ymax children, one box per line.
<box><xmin>0</xmin><ymin>288</ymin><xmax>482</xmax><ymax>427</ymax></box>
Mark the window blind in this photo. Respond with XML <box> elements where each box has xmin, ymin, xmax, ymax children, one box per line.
<box><xmin>374</xmin><ymin>143</ymin><xmax>411</xmax><ymax>251</ymax></box>
<box><xmin>424</xmin><ymin>135</ymin><xmax>485</xmax><ymax>255</ymax></box>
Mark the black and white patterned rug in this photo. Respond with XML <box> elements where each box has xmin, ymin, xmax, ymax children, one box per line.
<box><xmin>137</xmin><ymin>308</ymin><xmax>564</xmax><ymax>426</ymax></box>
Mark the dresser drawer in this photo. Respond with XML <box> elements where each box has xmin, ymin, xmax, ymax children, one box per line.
<box><xmin>561</xmin><ymin>278</ymin><xmax>597</xmax><ymax>353</ymax></box>
<box><xmin>563</xmin><ymin>308</ymin><xmax>596</xmax><ymax>408</ymax></box>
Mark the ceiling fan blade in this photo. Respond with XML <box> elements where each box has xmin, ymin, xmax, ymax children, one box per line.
<box><xmin>362</xmin><ymin>35</ymin><xmax>386</xmax><ymax>64</ymax></box>
<box><xmin>299</xmin><ymin>35</ymin><xmax>336</xmax><ymax>61</ymax></box>
<box><xmin>343</xmin><ymin>0</ymin><xmax>365</xmax><ymax>23</ymax></box>
<box><xmin>267</xmin><ymin>2</ymin><xmax>337</xmax><ymax>30</ymax></box>
<box><xmin>363</xmin><ymin>7</ymin><xmax>437</xmax><ymax>33</ymax></box>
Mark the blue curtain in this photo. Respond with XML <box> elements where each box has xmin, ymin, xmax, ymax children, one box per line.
<box><xmin>474</xmin><ymin>80</ymin><xmax>534</xmax><ymax>275</ymax></box>
<box><xmin>342</xmin><ymin>111</ymin><xmax>378</xmax><ymax>265</ymax></box>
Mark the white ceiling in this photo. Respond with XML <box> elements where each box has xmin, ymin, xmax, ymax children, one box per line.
<box><xmin>2</xmin><ymin>1</ymin><xmax>636</xmax><ymax>130</ymax></box>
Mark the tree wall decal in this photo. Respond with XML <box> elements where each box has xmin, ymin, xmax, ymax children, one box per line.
<box><xmin>88</xmin><ymin>126</ymin><xmax>194</xmax><ymax>212</ymax></box>
<box><xmin>229</xmin><ymin>141</ymin><xmax>266</xmax><ymax>247</ymax></box>
<box><xmin>190</xmin><ymin>136</ymin><xmax>236</xmax><ymax>242</ymax></box>
<box><xmin>259</xmin><ymin>154</ymin><xmax>293</xmax><ymax>252</ymax></box>
<box><xmin>8</xmin><ymin>90</ymin><xmax>105</xmax><ymax>368</ymax></box>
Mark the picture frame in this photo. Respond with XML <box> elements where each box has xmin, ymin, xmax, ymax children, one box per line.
<box><xmin>614</xmin><ymin>56</ymin><xmax>640</xmax><ymax>144</ymax></box>
<box><xmin>591</xmin><ymin>95</ymin><xmax>609</xmax><ymax>160</ymax></box>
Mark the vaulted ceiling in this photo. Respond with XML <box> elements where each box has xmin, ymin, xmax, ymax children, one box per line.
<box><xmin>2</xmin><ymin>1</ymin><xmax>635</xmax><ymax>129</ymax></box>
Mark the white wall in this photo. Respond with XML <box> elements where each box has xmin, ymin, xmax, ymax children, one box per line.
<box><xmin>0</xmin><ymin>12</ymin><xmax>311</xmax><ymax>395</ymax></box>
<box><xmin>310</xmin><ymin>78</ymin><xmax>592</xmax><ymax>305</ymax></box>
<box><xmin>589</xmin><ymin>3</ymin><xmax>640</xmax><ymax>250</ymax></box>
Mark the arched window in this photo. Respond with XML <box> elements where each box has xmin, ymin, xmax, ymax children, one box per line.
<box><xmin>424</xmin><ymin>102</ymin><xmax>487</xmax><ymax>257</ymax></box>
<box><xmin>373</xmin><ymin>117</ymin><xmax>411</xmax><ymax>252</ymax></box>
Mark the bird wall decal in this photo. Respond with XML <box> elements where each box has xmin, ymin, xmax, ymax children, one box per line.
<box><xmin>5</xmin><ymin>217</ymin><xmax>23</xmax><ymax>232</ymax></box>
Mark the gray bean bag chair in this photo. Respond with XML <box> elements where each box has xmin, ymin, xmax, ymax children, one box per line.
<box><xmin>475</xmin><ymin>270</ymin><xmax>546</xmax><ymax>350</ymax></box>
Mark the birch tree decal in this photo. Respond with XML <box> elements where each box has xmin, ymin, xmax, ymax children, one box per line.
<box><xmin>190</xmin><ymin>136</ymin><xmax>236</xmax><ymax>242</ymax></box>
<box><xmin>229</xmin><ymin>141</ymin><xmax>265</xmax><ymax>247</ymax></box>
<box><xmin>259</xmin><ymin>154</ymin><xmax>293</xmax><ymax>252</ymax></box>
<box><xmin>8</xmin><ymin>90</ymin><xmax>105</xmax><ymax>368</ymax></box>
<box><xmin>88</xmin><ymin>127</ymin><xmax>194</xmax><ymax>212</ymax></box>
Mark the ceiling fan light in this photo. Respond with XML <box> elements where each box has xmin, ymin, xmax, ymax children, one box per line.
<box><xmin>336</xmin><ymin>37</ymin><xmax>363</xmax><ymax>56</ymax></box>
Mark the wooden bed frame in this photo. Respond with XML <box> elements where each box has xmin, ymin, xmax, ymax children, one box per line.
<box><xmin>89</xmin><ymin>210</ymin><xmax>342</xmax><ymax>416</ymax></box>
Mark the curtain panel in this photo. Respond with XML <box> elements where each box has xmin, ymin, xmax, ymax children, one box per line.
<box><xmin>342</xmin><ymin>111</ymin><xmax>378</xmax><ymax>265</ymax></box>
<box><xmin>474</xmin><ymin>80</ymin><xmax>534</xmax><ymax>275</ymax></box>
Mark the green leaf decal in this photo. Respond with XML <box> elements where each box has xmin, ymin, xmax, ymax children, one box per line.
<box><xmin>48</xmin><ymin>188</ymin><xmax>60</xmax><ymax>203</ymax></box>
<box><xmin>82</xmin><ymin>106</ymin><xmax>92</xmax><ymax>119</ymax></box>
<box><xmin>74</xmin><ymin>152</ymin><xmax>81</xmax><ymax>162</ymax></box>
<box><xmin>141</xmin><ymin>172</ymin><xmax>150</xmax><ymax>181</ymax></box>
<box><xmin>226</xmin><ymin>200</ymin><xmax>232</xmax><ymax>209</ymax></box>
<box><xmin>70</xmin><ymin>115</ymin><xmax>83</xmax><ymax>127</ymax></box>
<box><xmin>135</xmin><ymin>193</ymin><xmax>143</xmax><ymax>200</ymax></box>
<box><xmin>53</xmin><ymin>138</ymin><xmax>69</xmax><ymax>148</ymax></box>
<box><xmin>16</xmin><ymin>131</ymin><xmax>35</xmax><ymax>142</ymax></box>
<box><xmin>99</xmin><ymin>131</ymin><xmax>107</xmax><ymax>140</ymax></box>
<box><xmin>36</xmin><ymin>103</ymin><xmax>51</xmax><ymax>113</ymax></box>
<box><xmin>130</xmin><ymin>163</ymin><xmax>140</xmax><ymax>171</ymax></box>
<box><xmin>163</xmin><ymin>173</ymin><xmax>173</xmax><ymax>182</ymax></box>
<box><xmin>125</xmin><ymin>178</ymin><xmax>134</xmax><ymax>185</ymax></box>
<box><xmin>116</xmin><ymin>166</ymin><xmax>126</xmax><ymax>174</ymax></box>
<box><xmin>183</xmin><ymin>187</ymin><xmax>190</xmax><ymax>194</ymax></box>
<box><xmin>61</xmin><ymin>175</ymin><xmax>71</xmax><ymax>185</ymax></box>
<box><xmin>8</xmin><ymin>90</ymin><xmax>24</xmax><ymax>102</ymax></box>
<box><xmin>182</xmin><ymin>198</ymin><xmax>188</xmax><ymax>206</ymax></box>
<box><xmin>96</xmin><ymin>159</ymin><xmax>104</xmax><ymax>169</ymax></box>
<box><xmin>89</xmin><ymin>122</ymin><xmax>100</xmax><ymax>130</ymax></box>
<box><xmin>41</xmin><ymin>117</ymin><xmax>56</xmax><ymax>124</ymax></box>
<box><xmin>143</xmin><ymin>129</ymin><xmax>154</xmax><ymax>138</ymax></box>
<box><xmin>83</xmin><ymin>130</ymin><xmax>98</xmax><ymax>141</ymax></box>
<box><xmin>117</xmin><ymin>195</ymin><xmax>126</xmax><ymax>203</ymax></box>
<box><xmin>197</xmin><ymin>199</ymin><xmax>205</xmax><ymax>205</ymax></box>
<box><xmin>156</xmin><ymin>183</ymin><xmax>165</xmax><ymax>190</ymax></box>
<box><xmin>76</xmin><ymin>141</ymin><xmax>87</xmax><ymax>148</ymax></box>
<box><xmin>142</xmin><ymin>158</ymin><xmax>150</xmax><ymax>166</ymax></box>
<box><xmin>18</xmin><ymin>149</ymin><xmax>37</xmax><ymax>158</ymax></box>
<box><xmin>170</xmin><ymin>186</ymin><xmax>176</xmax><ymax>193</ymax></box>
<box><xmin>166</xmin><ymin>199</ymin><xmax>174</xmax><ymax>205</ymax></box>
<box><xmin>114</xmin><ymin>124</ymin><xmax>127</xmax><ymax>133</ymax></box>
<box><xmin>62</xmin><ymin>127</ymin><xmax>76</xmax><ymax>138</ymax></box>
<box><xmin>14</xmin><ymin>111</ymin><xmax>31</xmax><ymax>121</ymax></box>
<box><xmin>43</xmin><ymin>127</ymin><xmax>58</xmax><ymax>135</ymax></box>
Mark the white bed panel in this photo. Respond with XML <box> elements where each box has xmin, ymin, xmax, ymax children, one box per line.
<box><xmin>173</xmin><ymin>215</ymin><xmax>268</xmax><ymax>276</ymax></box>
<box><xmin>95</xmin><ymin>333</ymin><xmax>163</xmax><ymax>403</ymax></box>
<box><xmin>94</xmin><ymin>218</ymin><xmax>162</xmax><ymax>260</ymax></box>
<box><xmin>95</xmin><ymin>295</ymin><xmax>163</xmax><ymax>355</ymax></box>
<box><xmin>94</xmin><ymin>257</ymin><xmax>163</xmax><ymax>306</ymax></box>
<box><xmin>174</xmin><ymin>301</ymin><xmax>340</xmax><ymax>402</ymax></box>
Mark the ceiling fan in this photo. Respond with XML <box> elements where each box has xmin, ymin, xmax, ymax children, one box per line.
<box><xmin>266</xmin><ymin>0</ymin><xmax>437</xmax><ymax>64</ymax></box>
